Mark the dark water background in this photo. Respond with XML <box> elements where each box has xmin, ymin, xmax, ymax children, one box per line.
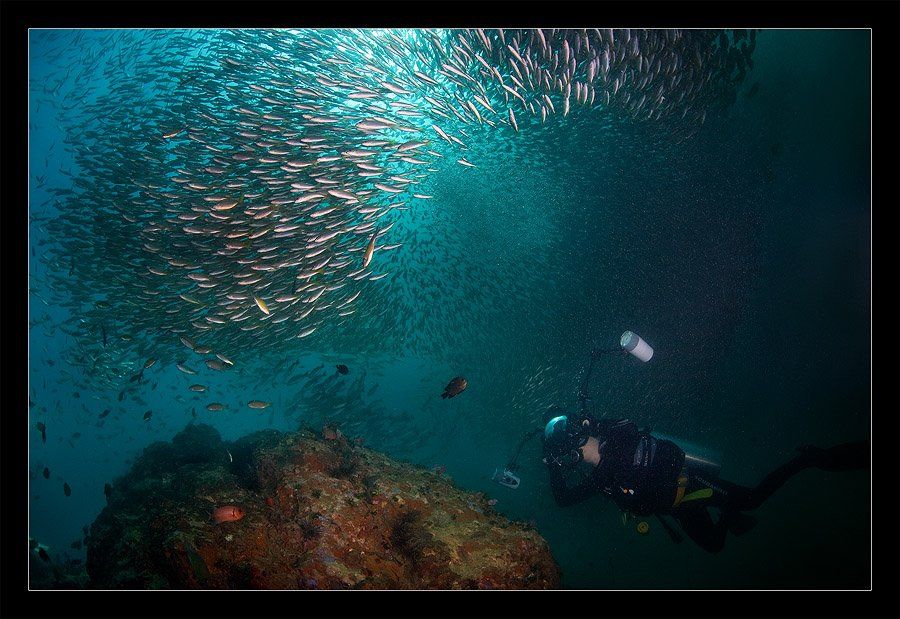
<box><xmin>28</xmin><ymin>29</ymin><xmax>870</xmax><ymax>588</ymax></box>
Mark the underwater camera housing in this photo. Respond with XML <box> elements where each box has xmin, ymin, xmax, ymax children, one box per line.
<box><xmin>492</xmin><ymin>467</ymin><xmax>521</xmax><ymax>489</ymax></box>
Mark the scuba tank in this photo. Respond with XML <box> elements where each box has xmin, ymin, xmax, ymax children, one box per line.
<box><xmin>654</xmin><ymin>432</ymin><xmax>723</xmax><ymax>479</ymax></box>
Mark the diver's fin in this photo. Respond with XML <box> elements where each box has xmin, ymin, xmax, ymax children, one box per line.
<box><xmin>726</xmin><ymin>512</ymin><xmax>757</xmax><ymax>537</ymax></box>
<box><xmin>817</xmin><ymin>441</ymin><xmax>869</xmax><ymax>472</ymax></box>
<box><xmin>796</xmin><ymin>441</ymin><xmax>869</xmax><ymax>472</ymax></box>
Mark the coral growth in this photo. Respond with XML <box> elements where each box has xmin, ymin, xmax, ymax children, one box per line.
<box><xmin>85</xmin><ymin>423</ymin><xmax>560</xmax><ymax>589</ymax></box>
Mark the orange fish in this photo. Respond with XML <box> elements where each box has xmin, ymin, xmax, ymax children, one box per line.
<box><xmin>213</xmin><ymin>505</ymin><xmax>245</xmax><ymax>524</ymax></box>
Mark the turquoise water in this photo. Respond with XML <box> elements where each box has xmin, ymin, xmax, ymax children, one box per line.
<box><xmin>28</xmin><ymin>29</ymin><xmax>869</xmax><ymax>588</ymax></box>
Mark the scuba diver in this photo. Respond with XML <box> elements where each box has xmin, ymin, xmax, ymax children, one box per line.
<box><xmin>537</xmin><ymin>343</ymin><xmax>869</xmax><ymax>554</ymax></box>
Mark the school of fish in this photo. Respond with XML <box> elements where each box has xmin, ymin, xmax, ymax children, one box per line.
<box><xmin>30</xmin><ymin>28</ymin><xmax>756</xmax><ymax>399</ymax></box>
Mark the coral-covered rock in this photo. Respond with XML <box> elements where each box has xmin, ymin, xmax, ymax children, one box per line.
<box><xmin>86</xmin><ymin>424</ymin><xmax>560</xmax><ymax>589</ymax></box>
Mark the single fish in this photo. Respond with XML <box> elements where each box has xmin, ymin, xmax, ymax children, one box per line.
<box><xmin>322</xmin><ymin>424</ymin><xmax>342</xmax><ymax>441</ymax></box>
<box><xmin>247</xmin><ymin>400</ymin><xmax>270</xmax><ymax>409</ymax></box>
<box><xmin>254</xmin><ymin>296</ymin><xmax>271</xmax><ymax>315</ymax></box>
<box><xmin>441</xmin><ymin>376</ymin><xmax>468</xmax><ymax>399</ymax></box>
<box><xmin>362</xmin><ymin>232</ymin><xmax>377</xmax><ymax>268</ymax></box>
<box><xmin>63</xmin><ymin>482</ymin><xmax>71</xmax><ymax>497</ymax></box>
<box><xmin>213</xmin><ymin>505</ymin><xmax>245</xmax><ymax>524</ymax></box>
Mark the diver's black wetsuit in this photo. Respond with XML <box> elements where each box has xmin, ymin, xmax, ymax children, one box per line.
<box><xmin>547</xmin><ymin>418</ymin><xmax>869</xmax><ymax>553</ymax></box>
<box><xmin>548</xmin><ymin>419</ymin><xmax>685</xmax><ymax>514</ymax></box>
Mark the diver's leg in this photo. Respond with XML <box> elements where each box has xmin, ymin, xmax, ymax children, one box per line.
<box><xmin>716</xmin><ymin>440</ymin><xmax>869</xmax><ymax>511</ymax></box>
<box><xmin>684</xmin><ymin>478</ymin><xmax>758</xmax><ymax>535</ymax></box>
<box><xmin>673</xmin><ymin>506</ymin><xmax>727</xmax><ymax>554</ymax></box>
<box><xmin>715</xmin><ymin>455</ymin><xmax>811</xmax><ymax>511</ymax></box>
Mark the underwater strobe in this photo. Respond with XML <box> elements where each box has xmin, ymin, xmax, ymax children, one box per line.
<box><xmin>620</xmin><ymin>331</ymin><xmax>654</xmax><ymax>362</ymax></box>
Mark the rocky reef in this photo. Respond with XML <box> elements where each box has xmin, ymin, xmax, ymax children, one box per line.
<box><xmin>29</xmin><ymin>552</ymin><xmax>89</xmax><ymax>590</ymax></box>
<box><xmin>86</xmin><ymin>424</ymin><xmax>560</xmax><ymax>589</ymax></box>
